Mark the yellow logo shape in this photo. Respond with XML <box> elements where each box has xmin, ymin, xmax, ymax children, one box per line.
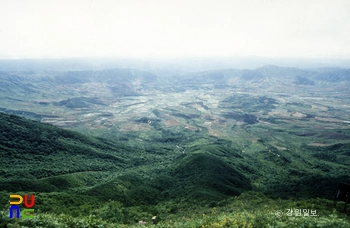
<box><xmin>9</xmin><ymin>195</ymin><xmax>23</xmax><ymax>205</ymax></box>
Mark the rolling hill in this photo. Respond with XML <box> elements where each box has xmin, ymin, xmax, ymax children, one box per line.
<box><xmin>1</xmin><ymin>64</ymin><xmax>350</xmax><ymax>226</ymax></box>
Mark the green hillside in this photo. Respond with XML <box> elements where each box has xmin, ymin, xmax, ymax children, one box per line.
<box><xmin>1</xmin><ymin>111</ymin><xmax>350</xmax><ymax>227</ymax></box>
<box><xmin>0</xmin><ymin>112</ymin><xmax>252</xmax><ymax>203</ymax></box>
<box><xmin>1</xmin><ymin>63</ymin><xmax>350</xmax><ymax>226</ymax></box>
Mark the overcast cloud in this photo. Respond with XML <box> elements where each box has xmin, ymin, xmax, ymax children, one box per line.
<box><xmin>0</xmin><ymin>0</ymin><xmax>349</xmax><ymax>59</ymax></box>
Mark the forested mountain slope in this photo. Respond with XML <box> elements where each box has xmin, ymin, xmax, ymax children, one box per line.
<box><xmin>1</xmin><ymin>64</ymin><xmax>350</xmax><ymax>226</ymax></box>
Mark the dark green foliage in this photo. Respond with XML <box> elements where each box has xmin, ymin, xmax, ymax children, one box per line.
<box><xmin>264</xmin><ymin>174</ymin><xmax>349</xmax><ymax>199</ymax></box>
<box><xmin>0</xmin><ymin>112</ymin><xmax>132</xmax><ymax>184</ymax></box>
<box><xmin>0</xmin><ymin>103</ymin><xmax>350</xmax><ymax>226</ymax></box>
<box><xmin>303</xmin><ymin>143</ymin><xmax>350</xmax><ymax>163</ymax></box>
<box><xmin>135</xmin><ymin>117</ymin><xmax>159</xmax><ymax>123</ymax></box>
<box><xmin>318</xmin><ymin>133</ymin><xmax>350</xmax><ymax>140</ymax></box>
<box><xmin>0</xmin><ymin>66</ymin><xmax>350</xmax><ymax>227</ymax></box>
<box><xmin>53</xmin><ymin>97</ymin><xmax>105</xmax><ymax>108</ymax></box>
<box><xmin>0</xmin><ymin>108</ymin><xmax>57</xmax><ymax>121</ymax></box>
<box><xmin>1</xmin><ymin>64</ymin><xmax>350</xmax><ymax>226</ymax></box>
<box><xmin>221</xmin><ymin>95</ymin><xmax>277</xmax><ymax>113</ymax></box>
<box><xmin>222</xmin><ymin>112</ymin><xmax>258</xmax><ymax>124</ymax></box>
<box><xmin>171</xmin><ymin>152</ymin><xmax>251</xmax><ymax>200</ymax></box>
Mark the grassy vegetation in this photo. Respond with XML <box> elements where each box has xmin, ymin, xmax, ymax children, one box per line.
<box><xmin>0</xmin><ymin>110</ymin><xmax>350</xmax><ymax>226</ymax></box>
<box><xmin>1</xmin><ymin>192</ymin><xmax>350</xmax><ymax>227</ymax></box>
<box><xmin>1</xmin><ymin>65</ymin><xmax>350</xmax><ymax>226</ymax></box>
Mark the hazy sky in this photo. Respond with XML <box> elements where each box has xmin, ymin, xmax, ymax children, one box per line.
<box><xmin>0</xmin><ymin>0</ymin><xmax>349</xmax><ymax>59</ymax></box>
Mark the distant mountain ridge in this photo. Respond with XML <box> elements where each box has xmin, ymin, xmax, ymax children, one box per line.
<box><xmin>1</xmin><ymin>65</ymin><xmax>350</xmax><ymax>93</ymax></box>
<box><xmin>194</xmin><ymin>65</ymin><xmax>350</xmax><ymax>82</ymax></box>
<box><xmin>1</xmin><ymin>57</ymin><xmax>349</xmax><ymax>71</ymax></box>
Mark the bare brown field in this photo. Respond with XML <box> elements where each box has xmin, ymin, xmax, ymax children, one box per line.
<box><xmin>164</xmin><ymin>118</ymin><xmax>181</xmax><ymax>127</ymax></box>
